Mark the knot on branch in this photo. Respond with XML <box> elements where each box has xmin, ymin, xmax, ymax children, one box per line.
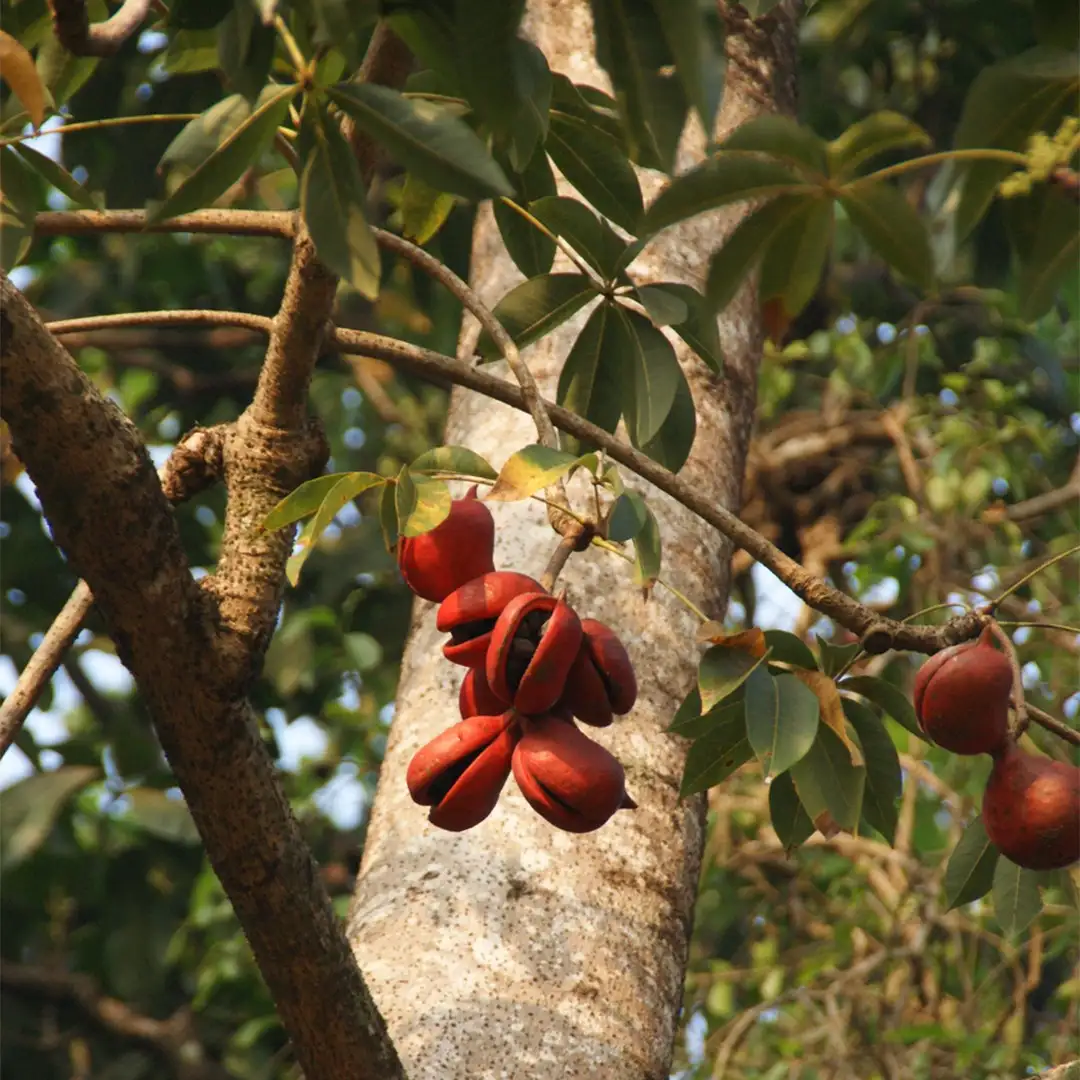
<box><xmin>162</xmin><ymin>425</ymin><xmax>228</xmax><ymax>504</ymax></box>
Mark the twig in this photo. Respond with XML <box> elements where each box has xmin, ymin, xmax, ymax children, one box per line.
<box><xmin>540</xmin><ymin>524</ymin><xmax>589</xmax><ymax>591</ymax></box>
<box><xmin>1026</xmin><ymin>704</ymin><xmax>1080</xmax><ymax>748</ymax></box>
<box><xmin>34</xmin><ymin>209</ymin><xmax>297</xmax><ymax>239</ymax></box>
<box><xmin>983</xmin><ymin>458</ymin><xmax>1080</xmax><ymax>524</ymax></box>
<box><xmin>0</xmin><ymin>581</ymin><xmax>93</xmax><ymax>759</ymax></box>
<box><xmin>988</xmin><ymin>543</ymin><xmax>1080</xmax><ymax>611</ymax></box>
<box><xmin>48</xmin><ymin>0</ymin><xmax>154</xmax><ymax>57</ymax></box>
<box><xmin>988</xmin><ymin>620</ymin><xmax>1027</xmax><ymax>737</ymax></box>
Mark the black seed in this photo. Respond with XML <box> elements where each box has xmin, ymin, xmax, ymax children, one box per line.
<box><xmin>427</xmin><ymin>747</ymin><xmax>483</xmax><ymax>804</ymax></box>
<box><xmin>449</xmin><ymin>616</ymin><xmax>497</xmax><ymax>645</ymax></box>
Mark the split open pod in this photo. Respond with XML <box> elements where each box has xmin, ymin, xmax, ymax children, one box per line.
<box><xmin>436</xmin><ymin>571</ymin><xmax>543</xmax><ymax>668</ymax></box>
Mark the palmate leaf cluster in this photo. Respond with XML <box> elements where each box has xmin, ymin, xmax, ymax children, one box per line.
<box><xmin>0</xmin><ymin>0</ymin><xmax>1078</xmax><ymax>1078</ymax></box>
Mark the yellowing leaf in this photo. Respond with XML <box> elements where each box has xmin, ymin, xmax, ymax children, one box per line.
<box><xmin>0</xmin><ymin>31</ymin><xmax>48</xmax><ymax>129</ymax></box>
<box><xmin>794</xmin><ymin>669</ymin><xmax>864</xmax><ymax>768</ymax></box>
<box><xmin>696</xmin><ymin>626</ymin><xmax>768</xmax><ymax>659</ymax></box>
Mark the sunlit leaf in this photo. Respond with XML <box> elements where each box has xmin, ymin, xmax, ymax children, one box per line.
<box><xmin>763</xmin><ymin>630</ymin><xmax>818</xmax><ymax>670</ymax></box>
<box><xmin>411</xmin><ymin>445</ymin><xmax>498</xmax><ymax>480</ymax></box>
<box><xmin>395</xmin><ymin>469</ymin><xmax>452</xmax><ymax>536</ymax></box>
<box><xmin>400</xmin><ymin>173</ymin><xmax>456</xmax><ymax>246</ymax></box>
<box><xmin>828</xmin><ymin>111</ymin><xmax>931</xmax><ymax>180</ymax></box>
<box><xmin>699</xmin><ymin>644</ymin><xmax>769</xmax><ymax>713</ymax></box>
<box><xmin>263</xmin><ymin>472</ymin><xmax>375</xmax><ymax>531</ymax></box>
<box><xmin>0</xmin><ymin>30</ymin><xmax>48</xmax><ymax>129</ymax></box>
<box><xmin>721</xmin><ymin>114</ymin><xmax>828</xmax><ymax>174</ymax></box>
<box><xmin>486</xmin><ymin>444</ymin><xmax>591</xmax><ymax>501</ymax></box>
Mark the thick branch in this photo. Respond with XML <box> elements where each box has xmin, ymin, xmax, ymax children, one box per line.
<box><xmin>49</xmin><ymin>0</ymin><xmax>153</xmax><ymax>57</ymax></box>
<box><xmin>34</xmin><ymin>209</ymin><xmax>296</xmax><ymax>238</ymax></box>
<box><xmin>0</xmin><ymin>276</ymin><xmax>405</xmax><ymax>1080</ymax></box>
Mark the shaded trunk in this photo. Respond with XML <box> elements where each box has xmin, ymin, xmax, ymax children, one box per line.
<box><xmin>348</xmin><ymin>3</ymin><xmax>800</xmax><ymax>1075</ymax></box>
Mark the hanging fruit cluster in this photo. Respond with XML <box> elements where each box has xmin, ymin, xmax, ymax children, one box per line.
<box><xmin>399</xmin><ymin>488</ymin><xmax>638</xmax><ymax>834</ymax></box>
<box><xmin>913</xmin><ymin>626</ymin><xmax>1080</xmax><ymax>871</ymax></box>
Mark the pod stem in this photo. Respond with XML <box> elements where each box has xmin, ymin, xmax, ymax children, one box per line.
<box><xmin>987</xmin><ymin>619</ymin><xmax>1027</xmax><ymax>738</ymax></box>
<box><xmin>540</xmin><ymin>522</ymin><xmax>593</xmax><ymax>591</ymax></box>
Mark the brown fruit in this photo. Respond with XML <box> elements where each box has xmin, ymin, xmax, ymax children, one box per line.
<box><xmin>912</xmin><ymin>626</ymin><xmax>1012</xmax><ymax>755</ymax></box>
<box><xmin>982</xmin><ymin>742</ymin><xmax>1080</xmax><ymax>871</ymax></box>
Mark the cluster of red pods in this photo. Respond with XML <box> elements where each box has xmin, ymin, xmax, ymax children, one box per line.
<box><xmin>398</xmin><ymin>488</ymin><xmax>638</xmax><ymax>833</ymax></box>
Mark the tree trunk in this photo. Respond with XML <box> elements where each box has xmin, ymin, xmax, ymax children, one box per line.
<box><xmin>348</xmin><ymin>3</ymin><xmax>800</xmax><ymax>1075</ymax></box>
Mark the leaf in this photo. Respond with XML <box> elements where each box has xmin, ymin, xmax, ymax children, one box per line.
<box><xmin>639</xmin><ymin>364</ymin><xmax>696</xmax><ymax>472</ymax></box>
<box><xmin>344</xmin><ymin>631</ymin><xmax>383</xmax><ymax>673</ymax></box>
<box><xmin>327</xmin><ymin>84</ymin><xmax>513</xmax><ymax>201</ymax></box>
<box><xmin>954</xmin><ymin>46</ymin><xmax>1079</xmax><ymax>240</ymax></box>
<box><xmin>614</xmin><ymin>306</ymin><xmax>682</xmax><ymax>448</ymax></box>
<box><xmin>168</xmin><ymin>0</ymin><xmax>235</xmax><ymax>30</ymax></box>
<box><xmin>529</xmin><ymin>195</ymin><xmax>628</xmax><ymax>279</ymax></box>
<box><xmin>769</xmin><ymin>770</ymin><xmax>815</xmax><ymax>850</ymax></box>
<box><xmin>698</xmin><ymin>627</ymin><xmax>767</xmax><ymax>655</ymax></box>
<box><xmin>378</xmin><ymin>481</ymin><xmax>398</xmax><ymax>553</ymax></box>
<box><xmin>477</xmin><ymin>273</ymin><xmax>598</xmax><ymax>359</ymax></box>
<box><xmin>0</xmin><ymin>30</ymin><xmax>48</xmax><ymax>129</ymax></box>
<box><xmin>400</xmin><ymin>173</ymin><xmax>456</xmax><ymax>246</ymax></box>
<box><xmin>699</xmin><ymin>644</ymin><xmax>769</xmax><ymax>713</ymax></box>
<box><xmin>0</xmin><ymin>210</ymin><xmax>32</xmax><ymax>271</ymax></box>
<box><xmin>631</xmin><ymin>501</ymin><xmax>662</xmax><ymax>592</ymax></box>
<box><xmin>842</xmin><ymin>699</ymin><xmax>901</xmax><ymax>842</ymax></box>
<box><xmin>794</xmin><ymin>670</ymin><xmax>863</xmax><ymax>767</ymax></box>
<box><xmin>668</xmin><ymin>685</ymin><xmax>703</xmax><ymax>735</ymax></box>
<box><xmin>487</xmin><ymin>444</ymin><xmax>590</xmax><ymax>501</ymax></box>
<box><xmin>642</xmin><ymin>282</ymin><xmax>723</xmax><ymax>372</ymax></box>
<box><xmin>455</xmin><ymin>2</ymin><xmax>527</xmax><ymax>144</ymax></box>
<box><xmin>556</xmin><ymin>301</ymin><xmax>624</xmax><ymax>456</ymax></box>
<box><xmin>944</xmin><ymin>816</ymin><xmax>1001</xmax><ymax>910</ymax></box>
<box><xmin>828</xmin><ymin>111</ymin><xmax>932</xmax><ymax>180</ymax></box>
<box><xmin>287</xmin><ymin>473</ymin><xmax>386</xmax><ymax>581</ymax></box>
<box><xmin>546</xmin><ymin>111</ymin><xmax>644</xmax><ymax>231</ymax></box>
<box><xmin>410</xmin><ymin>445</ymin><xmax>498</xmax><ymax>480</ymax></box>
<box><xmin>1018</xmin><ymin>189</ymin><xmax>1080</xmax><ymax>319</ymax></box>
<box><xmin>815</xmin><ymin>636</ymin><xmax>861</xmax><ymax>678</ymax></box>
<box><xmin>264</xmin><ymin>472</ymin><xmax>377</xmax><ymax>531</ymax></box>
<box><xmin>679</xmin><ymin>703</ymin><xmax>754</xmax><ymax>796</ymax></box>
<box><xmin>0</xmin><ymin>766</ymin><xmax>100</xmax><ymax>871</ymax></box>
<box><xmin>493</xmin><ymin>150</ymin><xmax>558</xmax><ymax>277</ymax></box>
<box><xmin>301</xmin><ymin>110</ymin><xmax>381</xmax><ymax>299</ymax></box>
<box><xmin>992</xmin><ymin>857</ymin><xmax>1043</xmax><ymax>938</ymax></box>
<box><xmin>758</xmin><ymin>196</ymin><xmax>833</xmax><ymax>320</ymax></box>
<box><xmin>644</xmin><ymin>156</ymin><xmax>810</xmax><ymax>233</ymax></box>
<box><xmin>839</xmin><ymin>674</ymin><xmax>924</xmax><ymax>741</ymax></box>
<box><xmin>607</xmin><ymin>489</ymin><xmax>648</xmax><ymax>542</ymax></box>
<box><xmin>763</xmin><ymin>630</ymin><xmax>818</xmax><ymax>670</ymax></box>
<box><xmin>126</xmin><ymin>789</ymin><xmax>201</xmax><ymax>845</ymax></box>
<box><xmin>505</xmin><ymin>38</ymin><xmax>553</xmax><ymax>170</ymax></box>
<box><xmin>285</xmin><ymin>517</ymin><xmax>317</xmax><ymax>587</ymax></box>
<box><xmin>13</xmin><ymin>143</ymin><xmax>98</xmax><ymax>209</ymax></box>
<box><xmin>789</xmin><ymin>724</ymin><xmax>866</xmax><ymax>834</ymax></box>
<box><xmin>395</xmin><ymin>470</ymin><xmax>452</xmax><ymax>537</ymax></box>
<box><xmin>159</xmin><ymin>92</ymin><xmax>256</xmax><ymax>173</ymax></box>
<box><xmin>705</xmin><ymin>195</ymin><xmax>820</xmax><ymax>313</ymax></box>
<box><xmin>0</xmin><ymin>148</ymin><xmax>44</xmax><ymax>218</ymax></box>
<box><xmin>721</xmin><ymin>114</ymin><xmax>828</xmax><ymax>174</ymax></box>
<box><xmin>217</xmin><ymin>2</ymin><xmax>275</xmax><ymax>101</ymax></box>
<box><xmin>839</xmin><ymin>180</ymin><xmax>934</xmax><ymax>290</ymax></box>
<box><xmin>651</xmin><ymin>0</ymin><xmax>722</xmax><ymax>134</ymax></box>
<box><xmin>635</xmin><ymin>285</ymin><xmax>689</xmax><ymax>327</ymax></box>
<box><xmin>745</xmin><ymin>668</ymin><xmax>821</xmax><ymax>778</ymax></box>
<box><xmin>36</xmin><ymin>5</ymin><xmax>102</xmax><ymax>107</ymax></box>
<box><xmin>149</xmin><ymin>84</ymin><xmax>295</xmax><ymax>224</ymax></box>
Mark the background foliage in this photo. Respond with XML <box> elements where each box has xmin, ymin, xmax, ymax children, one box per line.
<box><xmin>1</xmin><ymin>0</ymin><xmax>1077</xmax><ymax>1078</ymax></box>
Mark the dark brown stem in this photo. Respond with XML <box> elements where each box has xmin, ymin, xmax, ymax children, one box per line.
<box><xmin>540</xmin><ymin>525</ymin><xmax>588</xmax><ymax>591</ymax></box>
<box><xmin>1026</xmin><ymin>705</ymin><xmax>1080</xmax><ymax>748</ymax></box>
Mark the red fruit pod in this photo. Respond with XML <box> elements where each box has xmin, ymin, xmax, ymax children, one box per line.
<box><xmin>397</xmin><ymin>486</ymin><xmax>496</xmax><ymax>603</ymax></box>
<box><xmin>912</xmin><ymin>626</ymin><xmax>1012</xmax><ymax>755</ymax></box>
<box><xmin>982</xmin><ymin>742</ymin><xmax>1080</xmax><ymax>871</ymax></box>
<box><xmin>406</xmin><ymin>711</ymin><xmax>519</xmax><ymax>832</ymax></box>
<box><xmin>487</xmin><ymin>592</ymin><xmax>583</xmax><ymax>715</ymax></box>
<box><xmin>436</xmin><ymin>571</ymin><xmax>543</xmax><ymax>668</ymax></box>
<box><xmin>512</xmin><ymin>714</ymin><xmax>634</xmax><ymax>833</ymax></box>
<box><xmin>459</xmin><ymin>666</ymin><xmax>509</xmax><ymax>719</ymax></box>
<box><xmin>560</xmin><ymin>618</ymin><xmax>638</xmax><ymax>728</ymax></box>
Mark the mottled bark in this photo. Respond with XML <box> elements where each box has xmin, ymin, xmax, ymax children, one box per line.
<box><xmin>348</xmin><ymin>3</ymin><xmax>803</xmax><ymax>1077</ymax></box>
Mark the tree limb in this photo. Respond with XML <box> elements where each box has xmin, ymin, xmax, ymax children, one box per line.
<box><xmin>48</xmin><ymin>0</ymin><xmax>154</xmax><ymax>57</ymax></box>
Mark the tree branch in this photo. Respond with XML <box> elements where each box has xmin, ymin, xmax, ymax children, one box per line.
<box><xmin>49</xmin><ymin>0</ymin><xmax>153</xmax><ymax>57</ymax></box>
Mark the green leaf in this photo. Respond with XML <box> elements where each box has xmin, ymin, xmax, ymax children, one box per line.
<box><xmin>0</xmin><ymin>210</ymin><xmax>32</xmax><ymax>271</ymax></box>
<box><xmin>745</xmin><ymin>668</ymin><xmax>821</xmax><ymax>778</ymax></box>
<box><xmin>632</xmin><ymin>501</ymin><xmax>662</xmax><ymax>590</ymax></box>
<box><xmin>1018</xmin><ymin>189</ymin><xmax>1080</xmax><ymax>319</ymax></box>
<box><xmin>992</xmin><ymin>857</ymin><xmax>1043</xmax><ymax>938</ymax></box>
<box><xmin>13</xmin><ymin>143</ymin><xmax>98</xmax><ymax>209</ymax></box>
<box><xmin>668</xmin><ymin>685</ymin><xmax>702</xmax><ymax>735</ymax></box>
<box><xmin>679</xmin><ymin>703</ymin><xmax>754</xmax><ymax>796</ymax></box>
<box><xmin>505</xmin><ymin>38</ymin><xmax>553</xmax><ymax>170</ymax></box>
<box><xmin>395</xmin><ymin>469</ymin><xmax>452</xmax><ymax>537</ymax></box>
<box><xmin>400</xmin><ymin>173</ymin><xmax>456</xmax><ymax>246</ymax></box>
<box><xmin>815</xmin><ymin>636</ymin><xmax>861</xmax><ymax>678</ymax></box>
<box><xmin>0</xmin><ymin>766</ymin><xmax>100</xmax><ymax>871</ymax></box>
<box><xmin>644</xmin><ymin>156</ymin><xmax>810</xmax><ymax>233</ymax></box>
<box><xmin>615</xmin><ymin>306</ymin><xmax>683</xmax><ymax>448</ymax></box>
<box><xmin>635</xmin><ymin>285</ymin><xmax>689</xmax><ymax>327</ymax></box>
<box><xmin>301</xmin><ymin>110</ymin><xmax>381</xmax><ymax>299</ymax></box>
<box><xmin>699</xmin><ymin>645</ymin><xmax>769</xmax><ymax>713</ymax></box>
<box><xmin>763</xmin><ymin>630</ymin><xmax>818</xmax><ymax>670</ymax></box>
<box><xmin>954</xmin><ymin>47</ymin><xmax>1079</xmax><ymax>240</ymax></box>
<box><xmin>160</xmin><ymin>30</ymin><xmax>221</xmax><ymax>75</ymax></box>
<box><xmin>769</xmin><ymin>770</ymin><xmax>815</xmax><ymax>850</ymax></box>
<box><xmin>0</xmin><ymin>147</ymin><xmax>44</xmax><ymax>218</ymax></box>
<box><xmin>410</xmin><ymin>445</ymin><xmax>497</xmax><ymax>480</ymax></box>
<box><xmin>327</xmin><ymin>83</ymin><xmax>513</xmax><ymax>200</ymax></box>
<box><xmin>705</xmin><ymin>195</ymin><xmax>819</xmax><ymax>313</ymax></box>
<box><xmin>378</xmin><ymin>481</ymin><xmax>398</xmax><ymax>553</ymax></box>
<box><xmin>546</xmin><ymin>111</ymin><xmax>645</xmax><ymax>231</ymax></box>
<box><xmin>529</xmin><ymin>195</ymin><xmax>628</xmax><ymax>280</ymax></box>
<box><xmin>607</xmin><ymin>489</ymin><xmax>648</xmax><ymax>543</ymax></box>
<box><xmin>456</xmin><ymin>3</ymin><xmax>526</xmax><ymax>144</ymax></box>
<box><xmin>839</xmin><ymin>180</ymin><xmax>934</xmax><ymax>291</ymax></box>
<box><xmin>36</xmin><ymin>2</ymin><xmax>102</xmax><ymax>105</ymax></box>
<box><xmin>839</xmin><ymin>674</ymin><xmax>924</xmax><ymax>741</ymax></box>
<box><xmin>127</xmin><ymin>789</ymin><xmax>201</xmax><ymax>845</ymax></box>
<box><xmin>639</xmin><ymin>362</ymin><xmax>696</xmax><ymax>473</ymax></box>
<box><xmin>721</xmin><ymin>115</ymin><xmax>828</xmax><ymax>175</ymax></box>
<box><xmin>148</xmin><ymin>84</ymin><xmax>295</xmax><ymax>224</ymax></box>
<box><xmin>651</xmin><ymin>0</ymin><xmax>722</xmax><ymax>134</ymax></box>
<box><xmin>477</xmin><ymin>273</ymin><xmax>598</xmax><ymax>359</ymax></box>
<box><xmin>486</xmin><ymin>445</ymin><xmax>590</xmax><ymax>501</ymax></box>
<box><xmin>828</xmin><ymin>111</ymin><xmax>932</xmax><ymax>180</ymax></box>
<box><xmin>556</xmin><ymin>301</ymin><xmax>624</xmax><ymax>457</ymax></box>
<box><xmin>285</xmin><ymin>518</ymin><xmax>318</xmax><ymax>587</ymax></box>
<box><xmin>493</xmin><ymin>149</ymin><xmax>558</xmax><ymax>277</ymax></box>
<box><xmin>167</xmin><ymin>0</ymin><xmax>232</xmax><ymax>30</ymax></box>
<box><xmin>344</xmin><ymin>631</ymin><xmax>383</xmax><ymax>673</ymax></box>
<box><xmin>217</xmin><ymin>1</ymin><xmax>274</xmax><ymax>101</ymax></box>
<box><xmin>789</xmin><ymin>723</ymin><xmax>866</xmax><ymax>833</ymax></box>
<box><xmin>643</xmin><ymin>282</ymin><xmax>723</xmax><ymax>372</ymax></box>
<box><xmin>842</xmin><ymin>699</ymin><xmax>901</xmax><ymax>842</ymax></box>
<box><xmin>263</xmin><ymin>472</ymin><xmax>376</xmax><ymax>531</ymax></box>
<box><xmin>758</xmin><ymin>196</ymin><xmax>833</xmax><ymax>318</ymax></box>
<box><xmin>944</xmin><ymin>816</ymin><xmax>1001</xmax><ymax>910</ymax></box>
<box><xmin>159</xmin><ymin>91</ymin><xmax>256</xmax><ymax>173</ymax></box>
